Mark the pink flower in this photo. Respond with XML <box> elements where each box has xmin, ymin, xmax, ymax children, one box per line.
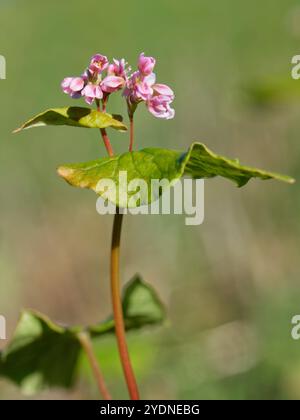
<box><xmin>147</xmin><ymin>95</ymin><xmax>175</xmax><ymax>120</ymax></box>
<box><xmin>61</xmin><ymin>77</ymin><xmax>74</xmax><ymax>94</ymax></box>
<box><xmin>108</xmin><ymin>58</ymin><xmax>129</xmax><ymax>79</ymax></box>
<box><xmin>138</xmin><ymin>53</ymin><xmax>156</xmax><ymax>76</ymax></box>
<box><xmin>88</xmin><ymin>54</ymin><xmax>109</xmax><ymax>75</ymax></box>
<box><xmin>124</xmin><ymin>71</ymin><xmax>156</xmax><ymax>103</ymax></box>
<box><xmin>61</xmin><ymin>77</ymin><xmax>85</xmax><ymax>98</ymax></box>
<box><xmin>101</xmin><ymin>75</ymin><xmax>125</xmax><ymax>93</ymax></box>
<box><xmin>81</xmin><ymin>83</ymin><xmax>103</xmax><ymax>105</ymax></box>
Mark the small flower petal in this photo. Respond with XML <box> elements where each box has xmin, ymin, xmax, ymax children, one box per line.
<box><xmin>101</xmin><ymin>76</ymin><xmax>125</xmax><ymax>93</ymax></box>
<box><xmin>81</xmin><ymin>83</ymin><xmax>103</xmax><ymax>104</ymax></box>
<box><xmin>70</xmin><ymin>77</ymin><xmax>85</xmax><ymax>92</ymax></box>
<box><xmin>61</xmin><ymin>77</ymin><xmax>73</xmax><ymax>93</ymax></box>
<box><xmin>61</xmin><ymin>77</ymin><xmax>85</xmax><ymax>98</ymax></box>
<box><xmin>153</xmin><ymin>83</ymin><xmax>174</xmax><ymax>100</ymax></box>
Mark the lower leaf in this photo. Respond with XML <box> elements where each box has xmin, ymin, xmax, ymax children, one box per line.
<box><xmin>0</xmin><ymin>276</ymin><xmax>165</xmax><ymax>394</ymax></box>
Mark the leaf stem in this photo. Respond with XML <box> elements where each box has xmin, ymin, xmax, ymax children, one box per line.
<box><xmin>77</xmin><ymin>331</ymin><xmax>112</xmax><ymax>400</ymax></box>
<box><xmin>129</xmin><ymin>116</ymin><xmax>134</xmax><ymax>152</ymax></box>
<box><xmin>111</xmin><ymin>211</ymin><xmax>140</xmax><ymax>400</ymax></box>
<box><xmin>100</xmin><ymin>128</ymin><xmax>114</xmax><ymax>157</ymax></box>
<box><xmin>102</xmin><ymin>94</ymin><xmax>109</xmax><ymax>113</ymax></box>
<box><xmin>95</xmin><ymin>99</ymin><xmax>114</xmax><ymax>157</ymax></box>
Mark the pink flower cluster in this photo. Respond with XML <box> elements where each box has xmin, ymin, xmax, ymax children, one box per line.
<box><xmin>124</xmin><ymin>53</ymin><xmax>175</xmax><ymax>120</ymax></box>
<box><xmin>62</xmin><ymin>54</ymin><xmax>127</xmax><ymax>106</ymax></box>
<box><xmin>61</xmin><ymin>53</ymin><xmax>175</xmax><ymax>120</ymax></box>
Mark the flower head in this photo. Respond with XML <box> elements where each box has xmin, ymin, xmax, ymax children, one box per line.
<box><xmin>61</xmin><ymin>77</ymin><xmax>85</xmax><ymax>99</ymax></box>
<box><xmin>88</xmin><ymin>54</ymin><xmax>109</xmax><ymax>76</ymax></box>
<box><xmin>124</xmin><ymin>55</ymin><xmax>174</xmax><ymax>120</ymax></box>
<box><xmin>138</xmin><ymin>53</ymin><xmax>156</xmax><ymax>76</ymax></box>
<box><xmin>101</xmin><ymin>75</ymin><xmax>125</xmax><ymax>93</ymax></box>
<box><xmin>124</xmin><ymin>71</ymin><xmax>156</xmax><ymax>103</ymax></box>
<box><xmin>147</xmin><ymin>95</ymin><xmax>175</xmax><ymax>120</ymax></box>
<box><xmin>146</xmin><ymin>83</ymin><xmax>175</xmax><ymax>120</ymax></box>
<box><xmin>81</xmin><ymin>83</ymin><xmax>103</xmax><ymax>105</ymax></box>
<box><xmin>108</xmin><ymin>58</ymin><xmax>130</xmax><ymax>79</ymax></box>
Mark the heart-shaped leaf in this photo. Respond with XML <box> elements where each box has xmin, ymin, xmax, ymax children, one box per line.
<box><xmin>57</xmin><ymin>142</ymin><xmax>294</xmax><ymax>208</ymax></box>
<box><xmin>0</xmin><ymin>276</ymin><xmax>165</xmax><ymax>394</ymax></box>
<box><xmin>0</xmin><ymin>312</ymin><xmax>81</xmax><ymax>394</ymax></box>
<box><xmin>13</xmin><ymin>107</ymin><xmax>127</xmax><ymax>133</ymax></box>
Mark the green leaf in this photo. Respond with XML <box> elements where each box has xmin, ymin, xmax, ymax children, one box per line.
<box><xmin>89</xmin><ymin>275</ymin><xmax>166</xmax><ymax>336</ymax></box>
<box><xmin>0</xmin><ymin>311</ymin><xmax>81</xmax><ymax>394</ymax></box>
<box><xmin>0</xmin><ymin>276</ymin><xmax>165</xmax><ymax>394</ymax></box>
<box><xmin>13</xmin><ymin>107</ymin><xmax>127</xmax><ymax>133</ymax></box>
<box><xmin>182</xmin><ymin>143</ymin><xmax>294</xmax><ymax>187</ymax></box>
<box><xmin>57</xmin><ymin>142</ymin><xmax>295</xmax><ymax>207</ymax></box>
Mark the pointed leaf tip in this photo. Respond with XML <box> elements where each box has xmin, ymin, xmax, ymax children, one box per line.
<box><xmin>182</xmin><ymin>142</ymin><xmax>295</xmax><ymax>187</ymax></box>
<box><xmin>57</xmin><ymin>166</ymin><xmax>73</xmax><ymax>179</ymax></box>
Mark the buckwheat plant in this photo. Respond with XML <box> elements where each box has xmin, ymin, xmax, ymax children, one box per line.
<box><xmin>0</xmin><ymin>53</ymin><xmax>294</xmax><ymax>400</ymax></box>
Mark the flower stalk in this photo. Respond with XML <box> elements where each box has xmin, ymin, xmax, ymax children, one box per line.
<box><xmin>111</xmin><ymin>211</ymin><xmax>140</xmax><ymax>400</ymax></box>
<box><xmin>78</xmin><ymin>331</ymin><xmax>112</xmax><ymax>400</ymax></box>
<box><xmin>129</xmin><ymin>116</ymin><xmax>134</xmax><ymax>152</ymax></box>
<box><xmin>95</xmin><ymin>98</ymin><xmax>114</xmax><ymax>157</ymax></box>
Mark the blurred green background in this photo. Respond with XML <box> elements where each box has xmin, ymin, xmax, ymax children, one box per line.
<box><xmin>1</xmin><ymin>0</ymin><xmax>300</xmax><ymax>400</ymax></box>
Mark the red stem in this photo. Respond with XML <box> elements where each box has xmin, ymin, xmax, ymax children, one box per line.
<box><xmin>102</xmin><ymin>94</ymin><xmax>108</xmax><ymax>112</ymax></box>
<box><xmin>129</xmin><ymin>117</ymin><xmax>134</xmax><ymax>152</ymax></box>
<box><xmin>95</xmin><ymin>99</ymin><xmax>114</xmax><ymax>157</ymax></box>
<box><xmin>100</xmin><ymin>128</ymin><xmax>114</xmax><ymax>157</ymax></box>
<box><xmin>111</xmin><ymin>212</ymin><xmax>140</xmax><ymax>400</ymax></box>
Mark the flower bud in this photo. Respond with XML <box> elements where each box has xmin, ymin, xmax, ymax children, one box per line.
<box><xmin>138</xmin><ymin>53</ymin><xmax>156</xmax><ymax>76</ymax></box>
